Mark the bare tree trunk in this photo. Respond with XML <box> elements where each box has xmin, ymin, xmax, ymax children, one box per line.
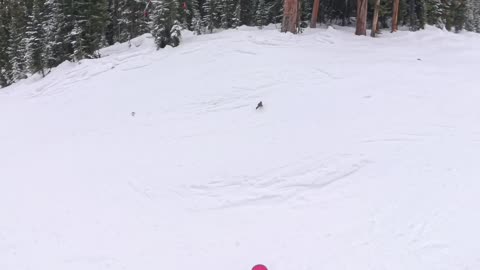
<box><xmin>282</xmin><ymin>0</ymin><xmax>299</xmax><ymax>33</ymax></box>
<box><xmin>391</xmin><ymin>0</ymin><xmax>400</xmax><ymax>32</ymax></box>
<box><xmin>310</xmin><ymin>0</ymin><xmax>320</xmax><ymax>28</ymax></box>
<box><xmin>371</xmin><ymin>0</ymin><xmax>381</xmax><ymax>37</ymax></box>
<box><xmin>355</xmin><ymin>0</ymin><xmax>368</xmax><ymax>35</ymax></box>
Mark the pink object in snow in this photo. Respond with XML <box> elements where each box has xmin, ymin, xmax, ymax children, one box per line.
<box><xmin>252</xmin><ymin>264</ymin><xmax>268</xmax><ymax>270</ymax></box>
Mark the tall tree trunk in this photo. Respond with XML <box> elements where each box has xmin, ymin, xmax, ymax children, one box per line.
<box><xmin>371</xmin><ymin>0</ymin><xmax>381</xmax><ymax>37</ymax></box>
<box><xmin>310</xmin><ymin>0</ymin><xmax>320</xmax><ymax>28</ymax></box>
<box><xmin>282</xmin><ymin>0</ymin><xmax>299</xmax><ymax>33</ymax></box>
<box><xmin>391</xmin><ymin>0</ymin><xmax>400</xmax><ymax>32</ymax></box>
<box><xmin>355</xmin><ymin>0</ymin><xmax>368</xmax><ymax>35</ymax></box>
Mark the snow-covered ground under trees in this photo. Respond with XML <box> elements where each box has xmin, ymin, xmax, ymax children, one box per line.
<box><xmin>1</xmin><ymin>25</ymin><xmax>480</xmax><ymax>270</ymax></box>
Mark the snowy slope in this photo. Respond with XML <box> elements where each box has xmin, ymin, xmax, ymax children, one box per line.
<box><xmin>1</xmin><ymin>25</ymin><xmax>480</xmax><ymax>270</ymax></box>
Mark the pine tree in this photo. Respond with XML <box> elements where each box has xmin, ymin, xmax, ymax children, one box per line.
<box><xmin>61</xmin><ymin>0</ymin><xmax>76</xmax><ymax>61</ymax></box>
<box><xmin>0</xmin><ymin>1</ymin><xmax>13</xmax><ymax>87</ymax></box>
<box><xmin>255</xmin><ymin>0</ymin><xmax>268</xmax><ymax>28</ymax></box>
<box><xmin>70</xmin><ymin>0</ymin><xmax>89</xmax><ymax>60</ymax></box>
<box><xmin>203</xmin><ymin>0</ymin><xmax>216</xmax><ymax>32</ymax></box>
<box><xmin>179</xmin><ymin>0</ymin><xmax>190</xmax><ymax>29</ymax></box>
<box><xmin>170</xmin><ymin>20</ymin><xmax>182</xmax><ymax>46</ymax></box>
<box><xmin>301</xmin><ymin>0</ymin><xmax>312</xmax><ymax>23</ymax></box>
<box><xmin>417</xmin><ymin>0</ymin><xmax>426</xmax><ymax>29</ymax></box>
<box><xmin>219</xmin><ymin>0</ymin><xmax>235</xmax><ymax>28</ymax></box>
<box><xmin>404</xmin><ymin>0</ymin><xmax>426</xmax><ymax>30</ymax></box>
<box><xmin>231</xmin><ymin>0</ymin><xmax>241</xmax><ymax>28</ymax></box>
<box><xmin>68</xmin><ymin>0</ymin><xmax>108</xmax><ymax>60</ymax></box>
<box><xmin>117</xmin><ymin>0</ymin><xmax>149</xmax><ymax>43</ymax></box>
<box><xmin>106</xmin><ymin>0</ymin><xmax>119</xmax><ymax>45</ymax></box>
<box><xmin>474</xmin><ymin>0</ymin><xmax>480</xmax><ymax>32</ymax></box>
<box><xmin>151</xmin><ymin>0</ymin><xmax>182</xmax><ymax>48</ymax></box>
<box><xmin>425</xmin><ymin>0</ymin><xmax>444</xmax><ymax>27</ymax></box>
<box><xmin>7</xmin><ymin>0</ymin><xmax>28</xmax><ymax>82</ymax></box>
<box><xmin>444</xmin><ymin>0</ymin><xmax>454</xmax><ymax>30</ymax></box>
<box><xmin>191</xmin><ymin>0</ymin><xmax>204</xmax><ymax>34</ymax></box>
<box><xmin>408</xmin><ymin>0</ymin><xmax>419</xmax><ymax>30</ymax></box>
<box><xmin>452</xmin><ymin>0</ymin><xmax>467</xmax><ymax>32</ymax></box>
<box><xmin>271</xmin><ymin>0</ymin><xmax>283</xmax><ymax>24</ymax></box>
<box><xmin>87</xmin><ymin>0</ymin><xmax>108</xmax><ymax>56</ymax></box>
<box><xmin>319</xmin><ymin>0</ymin><xmax>354</xmax><ymax>25</ymax></box>
<box><xmin>213</xmin><ymin>0</ymin><xmax>223</xmax><ymax>28</ymax></box>
<box><xmin>397</xmin><ymin>0</ymin><xmax>409</xmax><ymax>27</ymax></box>
<box><xmin>43</xmin><ymin>0</ymin><xmax>67</xmax><ymax>68</ymax></box>
<box><xmin>465</xmin><ymin>0</ymin><xmax>475</xmax><ymax>31</ymax></box>
<box><xmin>26</xmin><ymin>0</ymin><xmax>46</xmax><ymax>76</ymax></box>
<box><xmin>71</xmin><ymin>21</ymin><xmax>84</xmax><ymax>61</ymax></box>
<box><xmin>240</xmin><ymin>0</ymin><xmax>257</xmax><ymax>25</ymax></box>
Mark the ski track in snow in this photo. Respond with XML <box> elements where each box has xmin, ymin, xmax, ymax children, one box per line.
<box><xmin>186</xmin><ymin>154</ymin><xmax>370</xmax><ymax>209</ymax></box>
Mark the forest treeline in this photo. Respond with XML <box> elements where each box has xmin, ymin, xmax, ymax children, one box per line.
<box><xmin>0</xmin><ymin>0</ymin><xmax>479</xmax><ymax>87</ymax></box>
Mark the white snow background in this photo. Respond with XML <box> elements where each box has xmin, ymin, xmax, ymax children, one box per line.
<box><xmin>1</xmin><ymin>25</ymin><xmax>480</xmax><ymax>270</ymax></box>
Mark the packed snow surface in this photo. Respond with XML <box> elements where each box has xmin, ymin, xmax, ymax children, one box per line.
<box><xmin>1</xmin><ymin>26</ymin><xmax>480</xmax><ymax>270</ymax></box>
